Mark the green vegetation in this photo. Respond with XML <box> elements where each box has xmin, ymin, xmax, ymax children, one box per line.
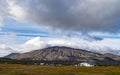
<box><xmin>0</xmin><ymin>64</ymin><xmax>120</xmax><ymax>75</ymax></box>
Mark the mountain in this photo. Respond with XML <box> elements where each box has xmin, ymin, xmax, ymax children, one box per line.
<box><xmin>4</xmin><ymin>53</ymin><xmax>20</xmax><ymax>58</ymax></box>
<box><xmin>10</xmin><ymin>46</ymin><xmax>120</xmax><ymax>62</ymax></box>
<box><xmin>103</xmin><ymin>53</ymin><xmax>120</xmax><ymax>61</ymax></box>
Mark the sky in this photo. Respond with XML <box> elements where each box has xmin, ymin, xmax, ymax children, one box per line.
<box><xmin>0</xmin><ymin>0</ymin><xmax>120</xmax><ymax>57</ymax></box>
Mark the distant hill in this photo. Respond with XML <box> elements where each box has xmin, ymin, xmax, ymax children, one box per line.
<box><xmin>10</xmin><ymin>46</ymin><xmax>120</xmax><ymax>62</ymax></box>
<box><xmin>4</xmin><ymin>53</ymin><xmax>20</xmax><ymax>58</ymax></box>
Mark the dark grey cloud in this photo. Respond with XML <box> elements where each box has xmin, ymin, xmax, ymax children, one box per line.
<box><xmin>84</xmin><ymin>35</ymin><xmax>103</xmax><ymax>42</ymax></box>
<box><xmin>1</xmin><ymin>0</ymin><xmax>120</xmax><ymax>33</ymax></box>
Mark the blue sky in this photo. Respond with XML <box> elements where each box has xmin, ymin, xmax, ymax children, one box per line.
<box><xmin>2</xmin><ymin>18</ymin><xmax>49</xmax><ymax>36</ymax></box>
<box><xmin>1</xmin><ymin>17</ymin><xmax>120</xmax><ymax>43</ymax></box>
<box><xmin>0</xmin><ymin>0</ymin><xmax>120</xmax><ymax>56</ymax></box>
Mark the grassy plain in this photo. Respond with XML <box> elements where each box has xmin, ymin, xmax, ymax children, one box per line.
<box><xmin>0</xmin><ymin>64</ymin><xmax>120</xmax><ymax>75</ymax></box>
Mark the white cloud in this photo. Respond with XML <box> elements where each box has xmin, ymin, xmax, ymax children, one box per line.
<box><xmin>8</xmin><ymin>2</ymin><xmax>27</xmax><ymax>21</ymax></box>
<box><xmin>0</xmin><ymin>17</ymin><xmax>3</xmax><ymax>26</ymax></box>
<box><xmin>24</xmin><ymin>37</ymin><xmax>47</xmax><ymax>51</ymax></box>
<box><xmin>92</xmin><ymin>38</ymin><xmax>120</xmax><ymax>49</ymax></box>
<box><xmin>21</xmin><ymin>37</ymin><xmax>120</xmax><ymax>55</ymax></box>
<box><xmin>0</xmin><ymin>37</ymin><xmax>120</xmax><ymax>57</ymax></box>
<box><xmin>0</xmin><ymin>44</ymin><xmax>20</xmax><ymax>57</ymax></box>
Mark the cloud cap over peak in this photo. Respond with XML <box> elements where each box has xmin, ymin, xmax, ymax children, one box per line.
<box><xmin>1</xmin><ymin>0</ymin><xmax>120</xmax><ymax>33</ymax></box>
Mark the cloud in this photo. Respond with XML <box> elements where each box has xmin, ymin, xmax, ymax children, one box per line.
<box><xmin>0</xmin><ymin>0</ymin><xmax>120</xmax><ymax>57</ymax></box>
<box><xmin>0</xmin><ymin>37</ymin><xmax>48</xmax><ymax>57</ymax></box>
<box><xmin>0</xmin><ymin>0</ymin><xmax>119</xmax><ymax>33</ymax></box>
<box><xmin>0</xmin><ymin>37</ymin><xmax>120</xmax><ymax>57</ymax></box>
<box><xmin>24</xmin><ymin>37</ymin><xmax>47</xmax><ymax>50</ymax></box>
<box><xmin>22</xmin><ymin>37</ymin><xmax>120</xmax><ymax>55</ymax></box>
<box><xmin>0</xmin><ymin>0</ymin><xmax>9</xmax><ymax>26</ymax></box>
<box><xmin>0</xmin><ymin>44</ymin><xmax>21</xmax><ymax>57</ymax></box>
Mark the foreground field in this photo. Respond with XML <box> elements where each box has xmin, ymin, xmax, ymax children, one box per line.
<box><xmin>0</xmin><ymin>64</ymin><xmax>120</xmax><ymax>75</ymax></box>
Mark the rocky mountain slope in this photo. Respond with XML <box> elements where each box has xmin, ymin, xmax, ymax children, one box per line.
<box><xmin>9</xmin><ymin>46</ymin><xmax>120</xmax><ymax>62</ymax></box>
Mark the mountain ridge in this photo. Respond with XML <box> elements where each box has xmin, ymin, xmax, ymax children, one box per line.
<box><xmin>4</xmin><ymin>53</ymin><xmax>20</xmax><ymax>58</ymax></box>
<box><xmin>9</xmin><ymin>46</ymin><xmax>120</xmax><ymax>62</ymax></box>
